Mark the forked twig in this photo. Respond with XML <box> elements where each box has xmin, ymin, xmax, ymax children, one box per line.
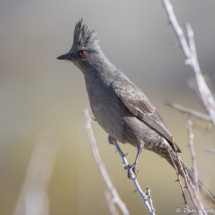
<box><xmin>146</xmin><ymin>186</ymin><xmax>155</xmax><ymax>215</ymax></box>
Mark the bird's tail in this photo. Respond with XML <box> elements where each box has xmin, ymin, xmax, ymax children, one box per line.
<box><xmin>164</xmin><ymin>153</ymin><xmax>215</xmax><ymax>208</ymax></box>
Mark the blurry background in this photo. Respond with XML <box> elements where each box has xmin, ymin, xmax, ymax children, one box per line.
<box><xmin>0</xmin><ymin>0</ymin><xmax>215</xmax><ymax>214</ymax></box>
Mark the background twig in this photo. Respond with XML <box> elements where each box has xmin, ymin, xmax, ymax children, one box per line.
<box><xmin>13</xmin><ymin>132</ymin><xmax>60</xmax><ymax>215</ymax></box>
<box><xmin>205</xmin><ymin>149</ymin><xmax>215</xmax><ymax>155</ymax></box>
<box><xmin>187</xmin><ymin>117</ymin><xmax>199</xmax><ymax>197</ymax></box>
<box><xmin>166</xmin><ymin>102</ymin><xmax>211</xmax><ymax>122</ymax></box>
<box><xmin>162</xmin><ymin>0</ymin><xmax>215</xmax><ymax>126</ymax></box>
<box><xmin>104</xmin><ymin>191</ymin><xmax>119</xmax><ymax>215</ymax></box>
<box><xmin>186</xmin><ymin>117</ymin><xmax>206</xmax><ymax>214</ymax></box>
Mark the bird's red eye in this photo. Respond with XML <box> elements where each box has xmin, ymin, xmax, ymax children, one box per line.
<box><xmin>79</xmin><ymin>50</ymin><xmax>86</xmax><ymax>56</ymax></box>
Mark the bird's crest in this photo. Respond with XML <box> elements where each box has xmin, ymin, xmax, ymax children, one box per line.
<box><xmin>73</xmin><ymin>19</ymin><xmax>100</xmax><ymax>51</ymax></box>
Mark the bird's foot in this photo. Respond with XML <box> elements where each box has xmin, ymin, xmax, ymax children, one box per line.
<box><xmin>108</xmin><ymin>135</ymin><xmax>115</xmax><ymax>145</ymax></box>
<box><xmin>125</xmin><ymin>164</ymin><xmax>138</xmax><ymax>179</ymax></box>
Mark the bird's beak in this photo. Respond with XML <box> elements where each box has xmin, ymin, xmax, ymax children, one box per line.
<box><xmin>57</xmin><ymin>53</ymin><xmax>70</xmax><ymax>60</ymax></box>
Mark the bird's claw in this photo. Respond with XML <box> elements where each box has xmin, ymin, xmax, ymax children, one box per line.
<box><xmin>125</xmin><ymin>164</ymin><xmax>138</xmax><ymax>179</ymax></box>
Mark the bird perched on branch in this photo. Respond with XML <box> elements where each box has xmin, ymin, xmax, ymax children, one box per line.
<box><xmin>57</xmin><ymin>19</ymin><xmax>215</xmax><ymax>206</ymax></box>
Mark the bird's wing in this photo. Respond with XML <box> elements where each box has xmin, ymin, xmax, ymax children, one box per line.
<box><xmin>112</xmin><ymin>80</ymin><xmax>181</xmax><ymax>153</ymax></box>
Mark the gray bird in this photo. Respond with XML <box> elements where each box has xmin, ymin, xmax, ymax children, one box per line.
<box><xmin>57</xmin><ymin>19</ymin><xmax>215</xmax><ymax>206</ymax></box>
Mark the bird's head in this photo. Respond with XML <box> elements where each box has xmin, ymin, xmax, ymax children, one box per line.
<box><xmin>57</xmin><ymin>19</ymin><xmax>103</xmax><ymax>71</ymax></box>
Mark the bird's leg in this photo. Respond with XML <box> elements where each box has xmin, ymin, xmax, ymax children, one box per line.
<box><xmin>125</xmin><ymin>145</ymin><xmax>143</xmax><ymax>179</ymax></box>
<box><xmin>108</xmin><ymin>135</ymin><xmax>115</xmax><ymax>145</ymax></box>
<box><xmin>108</xmin><ymin>135</ymin><xmax>143</xmax><ymax>179</ymax></box>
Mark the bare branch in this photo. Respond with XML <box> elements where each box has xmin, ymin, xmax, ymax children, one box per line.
<box><xmin>111</xmin><ymin>138</ymin><xmax>155</xmax><ymax>215</ymax></box>
<box><xmin>166</xmin><ymin>102</ymin><xmax>211</xmax><ymax>122</ymax></box>
<box><xmin>185</xmin><ymin>23</ymin><xmax>198</xmax><ymax>64</ymax></box>
<box><xmin>104</xmin><ymin>191</ymin><xmax>119</xmax><ymax>215</ymax></box>
<box><xmin>162</xmin><ymin>0</ymin><xmax>215</xmax><ymax>126</ymax></box>
<box><xmin>83</xmin><ymin>108</ymin><xmax>129</xmax><ymax>215</ymax></box>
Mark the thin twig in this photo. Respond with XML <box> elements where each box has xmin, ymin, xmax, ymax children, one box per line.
<box><xmin>111</xmin><ymin>138</ymin><xmax>154</xmax><ymax>215</ymax></box>
<box><xmin>186</xmin><ymin>117</ymin><xmax>207</xmax><ymax>214</ymax></box>
<box><xmin>146</xmin><ymin>186</ymin><xmax>155</xmax><ymax>215</ymax></box>
<box><xmin>205</xmin><ymin>149</ymin><xmax>215</xmax><ymax>155</ymax></box>
<box><xmin>104</xmin><ymin>191</ymin><xmax>119</xmax><ymax>215</ymax></box>
<box><xmin>184</xmin><ymin>169</ymin><xmax>207</xmax><ymax>215</ymax></box>
<box><xmin>167</xmin><ymin>147</ymin><xmax>191</xmax><ymax>214</ymax></box>
<box><xmin>83</xmin><ymin>108</ymin><xmax>129</xmax><ymax>215</ymax></box>
<box><xmin>166</xmin><ymin>102</ymin><xmax>211</xmax><ymax>122</ymax></box>
<box><xmin>187</xmin><ymin>116</ymin><xmax>199</xmax><ymax>196</ymax></box>
<box><xmin>170</xmin><ymin>138</ymin><xmax>201</xmax><ymax>214</ymax></box>
<box><xmin>162</xmin><ymin>0</ymin><xmax>215</xmax><ymax>126</ymax></box>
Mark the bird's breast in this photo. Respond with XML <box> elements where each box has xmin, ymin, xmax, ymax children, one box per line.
<box><xmin>86</xmin><ymin>79</ymin><xmax>129</xmax><ymax>143</ymax></box>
